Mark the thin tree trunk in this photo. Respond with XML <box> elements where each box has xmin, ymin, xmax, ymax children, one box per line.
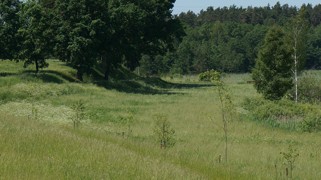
<box><xmin>294</xmin><ymin>57</ymin><xmax>298</xmax><ymax>103</ymax></box>
<box><xmin>77</xmin><ymin>69</ymin><xmax>83</xmax><ymax>81</ymax></box>
<box><xmin>294</xmin><ymin>35</ymin><xmax>298</xmax><ymax>103</ymax></box>
<box><xmin>223</xmin><ymin>116</ymin><xmax>228</xmax><ymax>163</ymax></box>
<box><xmin>35</xmin><ymin>59</ymin><xmax>39</xmax><ymax>74</ymax></box>
<box><xmin>219</xmin><ymin>87</ymin><xmax>228</xmax><ymax>163</ymax></box>
<box><xmin>102</xmin><ymin>54</ymin><xmax>110</xmax><ymax>81</ymax></box>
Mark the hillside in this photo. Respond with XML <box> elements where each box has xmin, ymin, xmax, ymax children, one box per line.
<box><xmin>0</xmin><ymin>60</ymin><xmax>321</xmax><ymax>179</ymax></box>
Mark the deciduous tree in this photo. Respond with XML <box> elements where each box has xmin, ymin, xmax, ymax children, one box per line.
<box><xmin>0</xmin><ymin>0</ymin><xmax>21</xmax><ymax>60</ymax></box>
<box><xmin>18</xmin><ymin>0</ymin><xmax>54</xmax><ymax>73</ymax></box>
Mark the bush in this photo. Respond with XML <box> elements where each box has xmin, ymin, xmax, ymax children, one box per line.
<box><xmin>301</xmin><ymin>116</ymin><xmax>321</xmax><ymax>132</ymax></box>
<box><xmin>243</xmin><ymin>98</ymin><xmax>321</xmax><ymax>131</ymax></box>
<box><xmin>288</xmin><ymin>76</ymin><xmax>321</xmax><ymax>103</ymax></box>
<box><xmin>198</xmin><ymin>70</ymin><xmax>221</xmax><ymax>82</ymax></box>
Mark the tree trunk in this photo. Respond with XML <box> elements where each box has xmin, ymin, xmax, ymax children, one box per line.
<box><xmin>219</xmin><ymin>87</ymin><xmax>228</xmax><ymax>163</ymax></box>
<box><xmin>102</xmin><ymin>53</ymin><xmax>110</xmax><ymax>81</ymax></box>
<box><xmin>294</xmin><ymin>57</ymin><xmax>298</xmax><ymax>103</ymax></box>
<box><xmin>76</xmin><ymin>69</ymin><xmax>83</xmax><ymax>81</ymax></box>
<box><xmin>294</xmin><ymin>34</ymin><xmax>298</xmax><ymax>103</ymax></box>
<box><xmin>35</xmin><ymin>59</ymin><xmax>39</xmax><ymax>74</ymax></box>
<box><xmin>104</xmin><ymin>70</ymin><xmax>109</xmax><ymax>81</ymax></box>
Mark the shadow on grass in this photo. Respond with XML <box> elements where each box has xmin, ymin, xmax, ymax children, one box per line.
<box><xmin>94</xmin><ymin>80</ymin><xmax>179</xmax><ymax>95</ymax></box>
<box><xmin>89</xmin><ymin>67</ymin><xmax>213</xmax><ymax>94</ymax></box>
<box><xmin>0</xmin><ymin>72</ymin><xmax>19</xmax><ymax>77</ymax></box>
<box><xmin>22</xmin><ymin>70</ymin><xmax>79</xmax><ymax>83</ymax></box>
<box><xmin>142</xmin><ymin>76</ymin><xmax>214</xmax><ymax>89</ymax></box>
<box><xmin>89</xmin><ymin>67</ymin><xmax>173</xmax><ymax>95</ymax></box>
<box><xmin>17</xmin><ymin>68</ymin><xmax>212</xmax><ymax>95</ymax></box>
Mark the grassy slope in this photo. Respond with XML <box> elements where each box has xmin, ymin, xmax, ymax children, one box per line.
<box><xmin>0</xmin><ymin>60</ymin><xmax>321</xmax><ymax>179</ymax></box>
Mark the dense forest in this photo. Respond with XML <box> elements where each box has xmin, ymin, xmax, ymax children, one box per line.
<box><xmin>140</xmin><ymin>2</ymin><xmax>321</xmax><ymax>75</ymax></box>
<box><xmin>158</xmin><ymin>2</ymin><xmax>321</xmax><ymax>75</ymax></box>
<box><xmin>1</xmin><ymin>1</ymin><xmax>321</xmax><ymax>78</ymax></box>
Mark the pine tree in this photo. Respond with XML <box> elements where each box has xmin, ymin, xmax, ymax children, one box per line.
<box><xmin>252</xmin><ymin>26</ymin><xmax>293</xmax><ymax>100</ymax></box>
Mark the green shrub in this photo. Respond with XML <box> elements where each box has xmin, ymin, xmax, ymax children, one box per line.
<box><xmin>243</xmin><ymin>98</ymin><xmax>321</xmax><ymax>131</ymax></box>
<box><xmin>199</xmin><ymin>70</ymin><xmax>221</xmax><ymax>82</ymax></box>
<box><xmin>288</xmin><ymin>76</ymin><xmax>321</xmax><ymax>103</ymax></box>
<box><xmin>301</xmin><ymin>116</ymin><xmax>321</xmax><ymax>132</ymax></box>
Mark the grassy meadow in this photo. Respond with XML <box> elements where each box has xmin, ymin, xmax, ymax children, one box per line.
<box><xmin>0</xmin><ymin>60</ymin><xmax>321</xmax><ymax>179</ymax></box>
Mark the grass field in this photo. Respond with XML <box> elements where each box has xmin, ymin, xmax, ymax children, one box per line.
<box><xmin>0</xmin><ymin>60</ymin><xmax>321</xmax><ymax>179</ymax></box>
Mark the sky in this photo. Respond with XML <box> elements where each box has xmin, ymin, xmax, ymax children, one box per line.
<box><xmin>173</xmin><ymin>0</ymin><xmax>320</xmax><ymax>14</ymax></box>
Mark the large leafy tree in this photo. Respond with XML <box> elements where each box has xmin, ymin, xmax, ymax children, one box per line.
<box><xmin>18</xmin><ymin>0</ymin><xmax>55</xmax><ymax>73</ymax></box>
<box><xmin>106</xmin><ymin>0</ymin><xmax>184</xmax><ymax>79</ymax></box>
<box><xmin>54</xmin><ymin>0</ymin><xmax>110</xmax><ymax>81</ymax></box>
<box><xmin>252</xmin><ymin>26</ymin><xmax>293</xmax><ymax>100</ymax></box>
<box><xmin>0</xmin><ymin>0</ymin><xmax>21</xmax><ymax>60</ymax></box>
<box><xmin>54</xmin><ymin>0</ymin><xmax>183</xmax><ymax>81</ymax></box>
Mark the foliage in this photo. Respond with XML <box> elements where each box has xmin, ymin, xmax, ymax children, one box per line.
<box><xmin>71</xmin><ymin>100</ymin><xmax>86</xmax><ymax>129</ymax></box>
<box><xmin>153</xmin><ymin>115</ymin><xmax>175</xmax><ymax>149</ymax></box>
<box><xmin>280</xmin><ymin>144</ymin><xmax>299</xmax><ymax>179</ymax></box>
<box><xmin>243</xmin><ymin>97</ymin><xmax>321</xmax><ymax>131</ymax></box>
<box><xmin>52</xmin><ymin>0</ymin><xmax>184</xmax><ymax>80</ymax></box>
<box><xmin>172</xmin><ymin>3</ymin><xmax>321</xmax><ymax>75</ymax></box>
<box><xmin>2</xmin><ymin>61</ymin><xmax>321</xmax><ymax>178</ymax></box>
<box><xmin>252</xmin><ymin>26</ymin><xmax>293</xmax><ymax>100</ymax></box>
<box><xmin>306</xmin><ymin>25</ymin><xmax>321</xmax><ymax>69</ymax></box>
<box><xmin>198</xmin><ymin>70</ymin><xmax>221</xmax><ymax>82</ymax></box>
<box><xmin>18</xmin><ymin>0</ymin><xmax>54</xmax><ymax>73</ymax></box>
<box><xmin>301</xmin><ymin>116</ymin><xmax>321</xmax><ymax>133</ymax></box>
<box><xmin>288</xmin><ymin>74</ymin><xmax>321</xmax><ymax>103</ymax></box>
<box><xmin>216</xmin><ymin>78</ymin><xmax>235</xmax><ymax>163</ymax></box>
<box><xmin>139</xmin><ymin>55</ymin><xmax>167</xmax><ymax>76</ymax></box>
<box><xmin>0</xmin><ymin>0</ymin><xmax>22</xmax><ymax>60</ymax></box>
<box><xmin>285</xmin><ymin>7</ymin><xmax>310</xmax><ymax>103</ymax></box>
<box><xmin>54</xmin><ymin>0</ymin><xmax>110</xmax><ymax>80</ymax></box>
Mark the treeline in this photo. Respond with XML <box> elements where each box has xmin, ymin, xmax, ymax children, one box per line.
<box><xmin>0</xmin><ymin>0</ymin><xmax>184</xmax><ymax>80</ymax></box>
<box><xmin>2</xmin><ymin>1</ymin><xmax>321</xmax><ymax>78</ymax></box>
<box><xmin>141</xmin><ymin>2</ymin><xmax>321</xmax><ymax>75</ymax></box>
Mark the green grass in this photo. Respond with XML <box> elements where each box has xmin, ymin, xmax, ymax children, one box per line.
<box><xmin>0</xmin><ymin>60</ymin><xmax>321</xmax><ymax>179</ymax></box>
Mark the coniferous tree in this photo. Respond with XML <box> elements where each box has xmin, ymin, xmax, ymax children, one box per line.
<box><xmin>252</xmin><ymin>26</ymin><xmax>293</xmax><ymax>100</ymax></box>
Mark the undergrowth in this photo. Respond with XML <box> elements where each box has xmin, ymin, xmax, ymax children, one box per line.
<box><xmin>243</xmin><ymin>98</ymin><xmax>321</xmax><ymax>132</ymax></box>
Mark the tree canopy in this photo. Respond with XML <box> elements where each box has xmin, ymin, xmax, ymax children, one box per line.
<box><xmin>0</xmin><ymin>0</ymin><xmax>21</xmax><ymax>60</ymax></box>
<box><xmin>2</xmin><ymin>1</ymin><xmax>321</xmax><ymax>80</ymax></box>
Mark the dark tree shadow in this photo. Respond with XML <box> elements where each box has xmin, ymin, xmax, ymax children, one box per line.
<box><xmin>142</xmin><ymin>76</ymin><xmax>214</xmax><ymax>89</ymax></box>
<box><xmin>88</xmin><ymin>66</ymin><xmax>213</xmax><ymax>94</ymax></box>
<box><xmin>15</xmin><ymin>67</ymin><xmax>213</xmax><ymax>95</ymax></box>
<box><xmin>94</xmin><ymin>80</ymin><xmax>179</xmax><ymax>95</ymax></box>
<box><xmin>0</xmin><ymin>72</ymin><xmax>18</xmax><ymax>77</ymax></box>
<box><xmin>22</xmin><ymin>70</ymin><xmax>79</xmax><ymax>83</ymax></box>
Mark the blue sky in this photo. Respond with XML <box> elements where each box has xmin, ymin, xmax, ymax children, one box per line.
<box><xmin>173</xmin><ymin>0</ymin><xmax>320</xmax><ymax>14</ymax></box>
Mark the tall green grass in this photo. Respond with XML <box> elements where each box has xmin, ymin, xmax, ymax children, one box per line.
<box><xmin>0</xmin><ymin>60</ymin><xmax>321</xmax><ymax>179</ymax></box>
